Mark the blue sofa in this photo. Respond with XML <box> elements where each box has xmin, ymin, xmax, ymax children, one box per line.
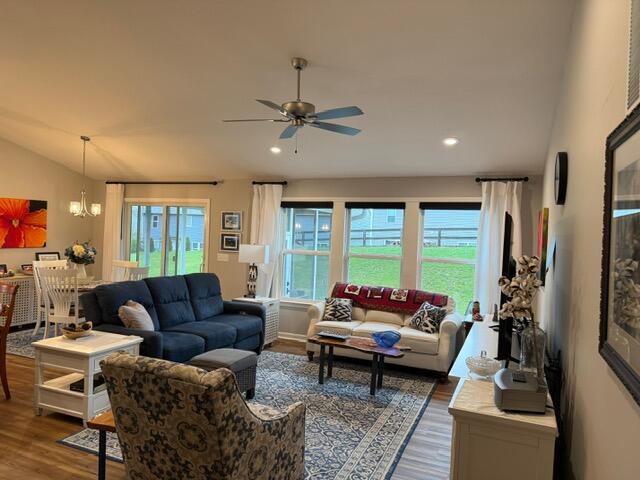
<box><xmin>80</xmin><ymin>273</ymin><xmax>266</xmax><ymax>363</ymax></box>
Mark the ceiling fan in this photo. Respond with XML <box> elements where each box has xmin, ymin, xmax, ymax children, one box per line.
<box><xmin>223</xmin><ymin>57</ymin><xmax>363</xmax><ymax>139</ymax></box>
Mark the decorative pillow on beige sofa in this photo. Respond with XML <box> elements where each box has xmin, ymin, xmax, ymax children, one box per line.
<box><xmin>118</xmin><ymin>300</ymin><xmax>154</xmax><ymax>331</ymax></box>
<box><xmin>322</xmin><ymin>297</ymin><xmax>353</xmax><ymax>322</ymax></box>
<box><xmin>409</xmin><ymin>301</ymin><xmax>447</xmax><ymax>334</ymax></box>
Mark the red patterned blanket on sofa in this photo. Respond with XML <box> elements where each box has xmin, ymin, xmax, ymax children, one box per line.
<box><xmin>330</xmin><ymin>282</ymin><xmax>448</xmax><ymax>315</ymax></box>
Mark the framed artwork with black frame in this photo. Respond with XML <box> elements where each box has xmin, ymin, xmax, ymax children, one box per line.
<box><xmin>220</xmin><ymin>233</ymin><xmax>240</xmax><ymax>252</ymax></box>
<box><xmin>221</xmin><ymin>211</ymin><xmax>242</xmax><ymax>231</ymax></box>
<box><xmin>600</xmin><ymin>102</ymin><xmax>640</xmax><ymax>406</ymax></box>
<box><xmin>35</xmin><ymin>251</ymin><xmax>60</xmax><ymax>261</ymax></box>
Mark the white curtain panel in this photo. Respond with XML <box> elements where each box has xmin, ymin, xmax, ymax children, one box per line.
<box><xmin>101</xmin><ymin>183</ymin><xmax>125</xmax><ymax>281</ymax></box>
<box><xmin>474</xmin><ymin>181</ymin><xmax>522</xmax><ymax>312</ymax></box>
<box><xmin>249</xmin><ymin>184</ymin><xmax>283</xmax><ymax>297</ymax></box>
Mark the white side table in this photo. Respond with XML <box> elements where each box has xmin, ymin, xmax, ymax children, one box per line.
<box><xmin>232</xmin><ymin>297</ymin><xmax>280</xmax><ymax>346</ymax></box>
<box><xmin>33</xmin><ymin>331</ymin><xmax>143</xmax><ymax>423</ymax></box>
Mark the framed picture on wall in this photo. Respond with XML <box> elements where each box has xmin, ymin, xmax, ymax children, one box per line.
<box><xmin>20</xmin><ymin>264</ymin><xmax>34</xmax><ymax>274</ymax></box>
<box><xmin>220</xmin><ymin>233</ymin><xmax>240</xmax><ymax>252</ymax></box>
<box><xmin>221</xmin><ymin>211</ymin><xmax>242</xmax><ymax>231</ymax></box>
<box><xmin>35</xmin><ymin>251</ymin><xmax>60</xmax><ymax>261</ymax></box>
<box><xmin>600</xmin><ymin>102</ymin><xmax>640</xmax><ymax>407</ymax></box>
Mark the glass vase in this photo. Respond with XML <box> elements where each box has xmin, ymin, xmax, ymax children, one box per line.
<box><xmin>519</xmin><ymin>323</ymin><xmax>546</xmax><ymax>376</ymax></box>
<box><xmin>74</xmin><ymin>263</ymin><xmax>87</xmax><ymax>278</ymax></box>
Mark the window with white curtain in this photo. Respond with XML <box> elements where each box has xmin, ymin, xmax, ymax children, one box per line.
<box><xmin>345</xmin><ymin>202</ymin><xmax>405</xmax><ymax>288</ymax></box>
<box><xmin>281</xmin><ymin>202</ymin><xmax>333</xmax><ymax>300</ymax></box>
<box><xmin>420</xmin><ymin>202</ymin><xmax>480</xmax><ymax>312</ymax></box>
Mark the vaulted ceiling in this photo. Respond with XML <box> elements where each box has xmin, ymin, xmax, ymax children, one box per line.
<box><xmin>0</xmin><ymin>0</ymin><xmax>573</xmax><ymax>180</ymax></box>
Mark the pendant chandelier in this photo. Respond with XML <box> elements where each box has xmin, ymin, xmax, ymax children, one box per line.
<box><xmin>69</xmin><ymin>135</ymin><xmax>101</xmax><ymax>217</ymax></box>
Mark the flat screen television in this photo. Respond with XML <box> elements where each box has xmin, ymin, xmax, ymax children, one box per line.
<box><xmin>496</xmin><ymin>212</ymin><xmax>518</xmax><ymax>364</ymax></box>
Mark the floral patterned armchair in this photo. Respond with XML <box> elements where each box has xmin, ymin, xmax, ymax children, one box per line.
<box><xmin>100</xmin><ymin>352</ymin><xmax>305</xmax><ymax>479</ymax></box>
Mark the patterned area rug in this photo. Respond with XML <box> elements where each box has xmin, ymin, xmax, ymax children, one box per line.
<box><xmin>60</xmin><ymin>350</ymin><xmax>437</xmax><ymax>479</ymax></box>
<box><xmin>6</xmin><ymin>327</ymin><xmax>44</xmax><ymax>358</ymax></box>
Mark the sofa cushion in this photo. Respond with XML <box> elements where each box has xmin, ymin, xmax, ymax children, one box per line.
<box><xmin>398</xmin><ymin>326</ymin><xmax>439</xmax><ymax>355</ymax></box>
<box><xmin>203</xmin><ymin>313</ymin><xmax>262</xmax><ymax>341</ymax></box>
<box><xmin>312</xmin><ymin>320</ymin><xmax>362</xmax><ymax>336</ymax></box>
<box><xmin>352</xmin><ymin>307</ymin><xmax>366</xmax><ymax>322</ymax></box>
<box><xmin>166</xmin><ymin>321</ymin><xmax>237</xmax><ymax>350</ymax></box>
<box><xmin>93</xmin><ymin>281</ymin><xmax>159</xmax><ymax>329</ymax></box>
<box><xmin>234</xmin><ymin>334</ymin><xmax>262</xmax><ymax>351</ymax></box>
<box><xmin>364</xmin><ymin>310</ymin><xmax>405</xmax><ymax>327</ymax></box>
<box><xmin>184</xmin><ymin>273</ymin><xmax>224</xmax><ymax>320</ymax></box>
<box><xmin>352</xmin><ymin>322</ymin><xmax>401</xmax><ymax>337</ymax></box>
<box><xmin>160</xmin><ymin>331</ymin><xmax>206</xmax><ymax>363</ymax></box>
<box><xmin>145</xmin><ymin>276</ymin><xmax>196</xmax><ymax>329</ymax></box>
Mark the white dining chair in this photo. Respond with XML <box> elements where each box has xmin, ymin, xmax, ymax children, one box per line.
<box><xmin>112</xmin><ymin>260</ymin><xmax>139</xmax><ymax>282</ymax></box>
<box><xmin>126</xmin><ymin>266</ymin><xmax>150</xmax><ymax>281</ymax></box>
<box><xmin>39</xmin><ymin>269</ymin><xmax>79</xmax><ymax>337</ymax></box>
<box><xmin>32</xmin><ymin>260</ymin><xmax>68</xmax><ymax>336</ymax></box>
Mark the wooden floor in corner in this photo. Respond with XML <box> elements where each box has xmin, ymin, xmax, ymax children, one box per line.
<box><xmin>0</xmin><ymin>339</ymin><xmax>453</xmax><ymax>480</ymax></box>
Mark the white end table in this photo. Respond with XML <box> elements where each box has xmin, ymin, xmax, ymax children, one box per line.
<box><xmin>232</xmin><ymin>297</ymin><xmax>280</xmax><ymax>346</ymax></box>
<box><xmin>33</xmin><ymin>331</ymin><xmax>143</xmax><ymax>423</ymax></box>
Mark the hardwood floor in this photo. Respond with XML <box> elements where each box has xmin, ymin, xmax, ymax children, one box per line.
<box><xmin>0</xmin><ymin>340</ymin><xmax>454</xmax><ymax>480</ymax></box>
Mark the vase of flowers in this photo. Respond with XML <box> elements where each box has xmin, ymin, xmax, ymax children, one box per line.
<box><xmin>64</xmin><ymin>241</ymin><xmax>97</xmax><ymax>278</ymax></box>
<box><xmin>498</xmin><ymin>255</ymin><xmax>545</xmax><ymax>376</ymax></box>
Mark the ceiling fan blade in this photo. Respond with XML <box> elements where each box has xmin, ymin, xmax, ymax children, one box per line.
<box><xmin>279</xmin><ymin>124</ymin><xmax>299</xmax><ymax>139</ymax></box>
<box><xmin>256</xmin><ymin>99</ymin><xmax>290</xmax><ymax>117</ymax></box>
<box><xmin>223</xmin><ymin>119</ymin><xmax>288</xmax><ymax>122</ymax></box>
<box><xmin>313</xmin><ymin>106</ymin><xmax>364</xmax><ymax>121</ymax></box>
<box><xmin>308</xmin><ymin>121</ymin><xmax>361</xmax><ymax>136</ymax></box>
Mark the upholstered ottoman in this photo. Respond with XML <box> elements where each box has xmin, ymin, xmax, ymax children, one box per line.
<box><xmin>189</xmin><ymin>348</ymin><xmax>257</xmax><ymax>399</ymax></box>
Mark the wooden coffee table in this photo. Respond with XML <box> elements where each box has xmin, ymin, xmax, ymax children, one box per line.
<box><xmin>308</xmin><ymin>335</ymin><xmax>410</xmax><ymax>395</ymax></box>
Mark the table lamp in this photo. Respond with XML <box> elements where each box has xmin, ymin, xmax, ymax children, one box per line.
<box><xmin>238</xmin><ymin>244</ymin><xmax>270</xmax><ymax>298</ymax></box>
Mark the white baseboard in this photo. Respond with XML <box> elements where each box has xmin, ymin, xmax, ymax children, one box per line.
<box><xmin>277</xmin><ymin>332</ymin><xmax>307</xmax><ymax>343</ymax></box>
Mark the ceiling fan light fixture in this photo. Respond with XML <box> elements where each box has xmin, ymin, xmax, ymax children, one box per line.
<box><xmin>443</xmin><ymin>137</ymin><xmax>459</xmax><ymax>146</ymax></box>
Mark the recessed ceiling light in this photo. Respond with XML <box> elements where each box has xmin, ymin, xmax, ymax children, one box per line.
<box><xmin>270</xmin><ymin>146</ymin><xmax>281</xmax><ymax>154</ymax></box>
<box><xmin>443</xmin><ymin>137</ymin><xmax>459</xmax><ymax>146</ymax></box>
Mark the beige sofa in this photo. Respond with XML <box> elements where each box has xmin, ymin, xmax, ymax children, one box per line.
<box><xmin>306</xmin><ymin>300</ymin><xmax>464</xmax><ymax>376</ymax></box>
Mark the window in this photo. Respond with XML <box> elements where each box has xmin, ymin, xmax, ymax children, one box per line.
<box><xmin>281</xmin><ymin>202</ymin><xmax>333</xmax><ymax>300</ymax></box>
<box><xmin>127</xmin><ymin>202</ymin><xmax>209</xmax><ymax>277</ymax></box>
<box><xmin>420</xmin><ymin>203</ymin><xmax>480</xmax><ymax>313</ymax></box>
<box><xmin>346</xmin><ymin>202</ymin><xmax>405</xmax><ymax>287</ymax></box>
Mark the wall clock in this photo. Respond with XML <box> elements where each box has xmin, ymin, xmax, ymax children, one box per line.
<box><xmin>554</xmin><ymin>152</ymin><xmax>568</xmax><ymax>205</ymax></box>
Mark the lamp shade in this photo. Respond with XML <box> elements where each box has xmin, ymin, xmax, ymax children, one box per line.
<box><xmin>238</xmin><ymin>244</ymin><xmax>270</xmax><ymax>264</ymax></box>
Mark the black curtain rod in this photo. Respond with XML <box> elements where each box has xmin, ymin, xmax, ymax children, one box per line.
<box><xmin>105</xmin><ymin>181</ymin><xmax>218</xmax><ymax>185</ymax></box>
<box><xmin>475</xmin><ymin>176</ymin><xmax>529</xmax><ymax>183</ymax></box>
<box><xmin>252</xmin><ymin>181</ymin><xmax>288</xmax><ymax>185</ymax></box>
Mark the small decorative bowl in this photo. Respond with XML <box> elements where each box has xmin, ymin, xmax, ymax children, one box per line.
<box><xmin>465</xmin><ymin>350</ymin><xmax>501</xmax><ymax>378</ymax></box>
<box><xmin>62</xmin><ymin>321</ymin><xmax>93</xmax><ymax>340</ymax></box>
<box><xmin>371</xmin><ymin>330</ymin><xmax>401</xmax><ymax>348</ymax></box>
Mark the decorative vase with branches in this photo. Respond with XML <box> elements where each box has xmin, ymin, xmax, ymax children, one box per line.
<box><xmin>498</xmin><ymin>255</ymin><xmax>545</xmax><ymax>377</ymax></box>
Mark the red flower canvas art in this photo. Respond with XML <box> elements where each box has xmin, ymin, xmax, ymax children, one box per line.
<box><xmin>0</xmin><ymin>198</ymin><xmax>47</xmax><ymax>248</ymax></box>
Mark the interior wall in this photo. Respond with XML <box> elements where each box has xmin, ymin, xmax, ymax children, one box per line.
<box><xmin>538</xmin><ymin>1</ymin><xmax>640</xmax><ymax>478</ymax></box>
<box><xmin>0</xmin><ymin>137</ymin><xmax>101</xmax><ymax>276</ymax></box>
